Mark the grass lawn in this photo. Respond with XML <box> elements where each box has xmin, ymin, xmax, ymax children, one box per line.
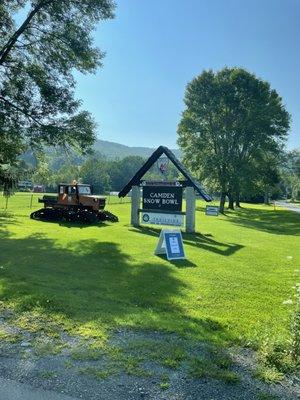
<box><xmin>0</xmin><ymin>193</ymin><xmax>299</xmax><ymax>379</ymax></box>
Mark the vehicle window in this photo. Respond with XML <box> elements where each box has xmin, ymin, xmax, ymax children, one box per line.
<box><xmin>68</xmin><ymin>186</ymin><xmax>77</xmax><ymax>194</ymax></box>
<box><xmin>78</xmin><ymin>186</ymin><xmax>91</xmax><ymax>195</ymax></box>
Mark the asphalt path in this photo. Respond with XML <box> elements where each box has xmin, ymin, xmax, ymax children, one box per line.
<box><xmin>275</xmin><ymin>201</ymin><xmax>300</xmax><ymax>213</ymax></box>
<box><xmin>0</xmin><ymin>377</ymin><xmax>78</xmax><ymax>400</ymax></box>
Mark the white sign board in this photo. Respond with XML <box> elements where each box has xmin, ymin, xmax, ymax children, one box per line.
<box><xmin>142</xmin><ymin>212</ymin><xmax>184</xmax><ymax>227</ymax></box>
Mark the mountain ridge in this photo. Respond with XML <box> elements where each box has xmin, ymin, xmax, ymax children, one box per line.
<box><xmin>94</xmin><ymin>139</ymin><xmax>181</xmax><ymax>159</ymax></box>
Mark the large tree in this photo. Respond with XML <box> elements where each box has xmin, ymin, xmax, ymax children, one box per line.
<box><xmin>281</xmin><ymin>149</ymin><xmax>300</xmax><ymax>201</ymax></box>
<box><xmin>0</xmin><ymin>0</ymin><xmax>114</xmax><ymax>193</ymax></box>
<box><xmin>177</xmin><ymin>68</ymin><xmax>290</xmax><ymax>212</ymax></box>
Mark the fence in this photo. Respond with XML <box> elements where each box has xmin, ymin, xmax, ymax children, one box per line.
<box><xmin>0</xmin><ymin>192</ymin><xmax>131</xmax><ymax>211</ymax></box>
<box><xmin>106</xmin><ymin>193</ymin><xmax>131</xmax><ymax>205</ymax></box>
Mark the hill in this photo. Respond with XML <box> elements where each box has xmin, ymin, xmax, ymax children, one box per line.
<box><xmin>22</xmin><ymin>140</ymin><xmax>181</xmax><ymax>169</ymax></box>
<box><xmin>94</xmin><ymin>139</ymin><xmax>181</xmax><ymax>159</ymax></box>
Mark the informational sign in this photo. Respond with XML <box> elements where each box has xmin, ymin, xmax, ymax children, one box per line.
<box><xmin>142</xmin><ymin>212</ymin><xmax>184</xmax><ymax>227</ymax></box>
<box><xmin>155</xmin><ymin>229</ymin><xmax>185</xmax><ymax>260</ymax></box>
<box><xmin>142</xmin><ymin>186</ymin><xmax>183</xmax><ymax>212</ymax></box>
<box><xmin>205</xmin><ymin>205</ymin><xmax>219</xmax><ymax>216</ymax></box>
<box><xmin>141</xmin><ymin>181</ymin><xmax>181</xmax><ymax>187</ymax></box>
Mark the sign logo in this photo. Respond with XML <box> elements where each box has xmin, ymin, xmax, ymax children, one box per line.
<box><xmin>156</xmin><ymin>156</ymin><xmax>169</xmax><ymax>177</ymax></box>
<box><xmin>142</xmin><ymin>213</ymin><xmax>150</xmax><ymax>223</ymax></box>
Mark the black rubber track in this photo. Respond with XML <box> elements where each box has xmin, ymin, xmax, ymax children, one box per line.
<box><xmin>30</xmin><ymin>208</ymin><xmax>118</xmax><ymax>223</ymax></box>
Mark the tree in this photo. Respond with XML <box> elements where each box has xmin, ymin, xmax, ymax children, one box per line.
<box><xmin>281</xmin><ymin>149</ymin><xmax>300</xmax><ymax>201</ymax></box>
<box><xmin>238</xmin><ymin>152</ymin><xmax>282</xmax><ymax>204</ymax></box>
<box><xmin>0</xmin><ymin>0</ymin><xmax>114</xmax><ymax>192</ymax></box>
<box><xmin>109</xmin><ymin>156</ymin><xmax>145</xmax><ymax>191</ymax></box>
<box><xmin>80</xmin><ymin>156</ymin><xmax>110</xmax><ymax>194</ymax></box>
<box><xmin>178</xmin><ymin>68</ymin><xmax>290</xmax><ymax>212</ymax></box>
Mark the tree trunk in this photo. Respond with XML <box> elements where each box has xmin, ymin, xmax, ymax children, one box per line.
<box><xmin>227</xmin><ymin>192</ymin><xmax>234</xmax><ymax>210</ymax></box>
<box><xmin>235</xmin><ymin>193</ymin><xmax>241</xmax><ymax>207</ymax></box>
<box><xmin>264</xmin><ymin>192</ymin><xmax>269</xmax><ymax>205</ymax></box>
<box><xmin>219</xmin><ymin>191</ymin><xmax>226</xmax><ymax>213</ymax></box>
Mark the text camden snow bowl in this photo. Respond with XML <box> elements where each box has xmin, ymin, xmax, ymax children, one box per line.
<box><xmin>142</xmin><ymin>185</ymin><xmax>183</xmax><ymax>212</ymax></box>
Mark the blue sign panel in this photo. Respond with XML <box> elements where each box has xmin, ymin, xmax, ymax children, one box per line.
<box><xmin>164</xmin><ymin>231</ymin><xmax>185</xmax><ymax>260</ymax></box>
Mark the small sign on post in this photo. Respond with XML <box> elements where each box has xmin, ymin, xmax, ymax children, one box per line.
<box><xmin>155</xmin><ymin>229</ymin><xmax>185</xmax><ymax>260</ymax></box>
<box><xmin>205</xmin><ymin>205</ymin><xmax>219</xmax><ymax>216</ymax></box>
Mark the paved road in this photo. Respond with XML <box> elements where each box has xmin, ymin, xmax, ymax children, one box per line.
<box><xmin>0</xmin><ymin>377</ymin><xmax>78</xmax><ymax>400</ymax></box>
<box><xmin>275</xmin><ymin>201</ymin><xmax>300</xmax><ymax>213</ymax></box>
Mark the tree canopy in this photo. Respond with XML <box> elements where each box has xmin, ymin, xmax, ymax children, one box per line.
<box><xmin>0</xmin><ymin>0</ymin><xmax>114</xmax><ymax>193</ymax></box>
<box><xmin>281</xmin><ymin>149</ymin><xmax>300</xmax><ymax>201</ymax></box>
<box><xmin>178</xmin><ymin>68</ymin><xmax>290</xmax><ymax>212</ymax></box>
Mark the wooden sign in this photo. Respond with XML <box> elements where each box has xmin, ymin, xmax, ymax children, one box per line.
<box><xmin>142</xmin><ymin>186</ymin><xmax>183</xmax><ymax>212</ymax></box>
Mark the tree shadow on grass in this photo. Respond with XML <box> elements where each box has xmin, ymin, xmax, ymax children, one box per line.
<box><xmin>129</xmin><ymin>226</ymin><xmax>244</xmax><ymax>257</ymax></box>
<box><xmin>0</xmin><ymin>229</ymin><xmax>232</xmax><ymax>345</ymax></box>
<box><xmin>184</xmin><ymin>233</ymin><xmax>244</xmax><ymax>256</ymax></box>
<box><xmin>225</xmin><ymin>207</ymin><xmax>300</xmax><ymax>236</ymax></box>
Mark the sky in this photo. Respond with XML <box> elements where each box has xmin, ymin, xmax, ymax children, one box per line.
<box><xmin>75</xmin><ymin>0</ymin><xmax>300</xmax><ymax>149</ymax></box>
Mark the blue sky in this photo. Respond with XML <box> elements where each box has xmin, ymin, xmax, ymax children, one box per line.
<box><xmin>75</xmin><ymin>0</ymin><xmax>300</xmax><ymax>149</ymax></box>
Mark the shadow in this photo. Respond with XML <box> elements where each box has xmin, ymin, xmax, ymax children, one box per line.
<box><xmin>130</xmin><ymin>226</ymin><xmax>244</xmax><ymax>257</ymax></box>
<box><xmin>184</xmin><ymin>232</ymin><xmax>244</xmax><ymax>256</ymax></box>
<box><xmin>0</xmin><ymin>228</ymin><xmax>233</xmax><ymax>345</ymax></box>
<box><xmin>29</xmin><ymin>219</ymin><xmax>112</xmax><ymax>229</ymax></box>
<box><xmin>156</xmin><ymin>254</ymin><xmax>197</xmax><ymax>268</ymax></box>
<box><xmin>225</xmin><ymin>207</ymin><xmax>300</xmax><ymax>236</ymax></box>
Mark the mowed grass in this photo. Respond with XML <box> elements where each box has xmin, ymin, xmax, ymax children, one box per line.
<box><xmin>0</xmin><ymin>193</ymin><xmax>299</xmax><ymax>352</ymax></box>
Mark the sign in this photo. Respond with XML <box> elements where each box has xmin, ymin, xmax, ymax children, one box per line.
<box><xmin>142</xmin><ymin>186</ymin><xmax>183</xmax><ymax>212</ymax></box>
<box><xmin>142</xmin><ymin>212</ymin><xmax>184</xmax><ymax>227</ymax></box>
<box><xmin>205</xmin><ymin>205</ymin><xmax>219</xmax><ymax>216</ymax></box>
<box><xmin>141</xmin><ymin>181</ymin><xmax>181</xmax><ymax>187</ymax></box>
<box><xmin>155</xmin><ymin>229</ymin><xmax>185</xmax><ymax>260</ymax></box>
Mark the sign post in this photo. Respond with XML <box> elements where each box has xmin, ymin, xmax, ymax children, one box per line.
<box><xmin>186</xmin><ymin>186</ymin><xmax>196</xmax><ymax>233</ymax></box>
<box><xmin>131</xmin><ymin>185</ymin><xmax>140</xmax><ymax>227</ymax></box>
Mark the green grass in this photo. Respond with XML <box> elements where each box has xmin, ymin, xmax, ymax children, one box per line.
<box><xmin>0</xmin><ymin>328</ymin><xmax>21</xmax><ymax>343</ymax></box>
<box><xmin>257</xmin><ymin>393</ymin><xmax>279</xmax><ymax>400</ymax></box>
<box><xmin>0</xmin><ymin>193</ymin><xmax>299</xmax><ymax>377</ymax></box>
<box><xmin>38</xmin><ymin>370</ymin><xmax>58</xmax><ymax>379</ymax></box>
